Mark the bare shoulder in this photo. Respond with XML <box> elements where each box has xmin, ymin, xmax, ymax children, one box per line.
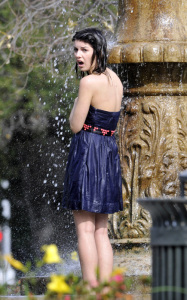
<box><xmin>79</xmin><ymin>74</ymin><xmax>98</xmax><ymax>86</ymax></box>
<box><xmin>78</xmin><ymin>76</ymin><xmax>96</xmax><ymax>96</ymax></box>
<box><xmin>107</xmin><ymin>68</ymin><xmax>122</xmax><ymax>83</ymax></box>
<box><xmin>80</xmin><ymin>71</ymin><xmax>123</xmax><ymax>94</ymax></box>
<box><xmin>107</xmin><ymin>68</ymin><xmax>123</xmax><ymax>91</ymax></box>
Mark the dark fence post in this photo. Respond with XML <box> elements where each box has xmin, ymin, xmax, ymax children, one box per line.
<box><xmin>179</xmin><ymin>170</ymin><xmax>187</xmax><ymax>197</ymax></box>
<box><xmin>138</xmin><ymin>171</ymin><xmax>187</xmax><ymax>300</ymax></box>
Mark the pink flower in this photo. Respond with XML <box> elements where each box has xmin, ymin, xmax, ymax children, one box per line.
<box><xmin>111</xmin><ymin>274</ymin><xmax>124</xmax><ymax>283</ymax></box>
<box><xmin>64</xmin><ymin>295</ymin><xmax>71</xmax><ymax>300</ymax></box>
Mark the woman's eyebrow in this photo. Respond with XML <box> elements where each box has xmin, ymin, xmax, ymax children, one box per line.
<box><xmin>74</xmin><ymin>46</ymin><xmax>89</xmax><ymax>50</ymax></box>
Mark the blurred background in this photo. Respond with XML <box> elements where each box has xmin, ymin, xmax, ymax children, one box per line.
<box><xmin>0</xmin><ymin>0</ymin><xmax>118</xmax><ymax>282</ymax></box>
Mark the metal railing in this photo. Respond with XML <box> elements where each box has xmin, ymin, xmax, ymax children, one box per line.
<box><xmin>138</xmin><ymin>170</ymin><xmax>187</xmax><ymax>300</ymax></box>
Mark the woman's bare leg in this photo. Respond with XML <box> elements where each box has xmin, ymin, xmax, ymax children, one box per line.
<box><xmin>73</xmin><ymin>210</ymin><xmax>98</xmax><ymax>286</ymax></box>
<box><xmin>95</xmin><ymin>213</ymin><xmax>113</xmax><ymax>282</ymax></box>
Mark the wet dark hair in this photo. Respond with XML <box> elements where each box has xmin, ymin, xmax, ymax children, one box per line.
<box><xmin>72</xmin><ymin>28</ymin><xmax>107</xmax><ymax>76</ymax></box>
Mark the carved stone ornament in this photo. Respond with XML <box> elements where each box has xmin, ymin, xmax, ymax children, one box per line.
<box><xmin>108</xmin><ymin>0</ymin><xmax>187</xmax><ymax>239</ymax></box>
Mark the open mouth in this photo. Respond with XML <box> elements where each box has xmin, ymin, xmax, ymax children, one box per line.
<box><xmin>77</xmin><ymin>61</ymin><xmax>84</xmax><ymax>66</ymax></box>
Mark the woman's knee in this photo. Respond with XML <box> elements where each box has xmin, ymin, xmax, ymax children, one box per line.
<box><xmin>73</xmin><ymin>210</ymin><xmax>96</xmax><ymax>236</ymax></box>
<box><xmin>76</xmin><ymin>221</ymin><xmax>96</xmax><ymax>238</ymax></box>
<box><xmin>95</xmin><ymin>226</ymin><xmax>108</xmax><ymax>238</ymax></box>
<box><xmin>95</xmin><ymin>213</ymin><xmax>109</xmax><ymax>237</ymax></box>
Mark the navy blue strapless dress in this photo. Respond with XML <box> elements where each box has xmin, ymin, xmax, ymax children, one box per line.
<box><xmin>62</xmin><ymin>105</ymin><xmax>123</xmax><ymax>214</ymax></box>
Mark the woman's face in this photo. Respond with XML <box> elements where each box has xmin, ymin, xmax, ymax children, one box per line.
<box><xmin>74</xmin><ymin>40</ymin><xmax>96</xmax><ymax>73</ymax></box>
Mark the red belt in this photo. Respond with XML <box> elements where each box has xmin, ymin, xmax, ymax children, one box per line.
<box><xmin>83</xmin><ymin>124</ymin><xmax>115</xmax><ymax>136</ymax></box>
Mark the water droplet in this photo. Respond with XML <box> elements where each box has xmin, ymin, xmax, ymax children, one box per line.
<box><xmin>1</xmin><ymin>180</ymin><xmax>10</xmax><ymax>189</ymax></box>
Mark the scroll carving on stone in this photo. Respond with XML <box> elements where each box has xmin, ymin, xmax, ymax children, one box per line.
<box><xmin>109</xmin><ymin>96</ymin><xmax>187</xmax><ymax>239</ymax></box>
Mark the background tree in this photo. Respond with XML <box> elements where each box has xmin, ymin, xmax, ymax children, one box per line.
<box><xmin>0</xmin><ymin>0</ymin><xmax>117</xmax><ymax>68</ymax></box>
<box><xmin>0</xmin><ymin>0</ymin><xmax>118</xmax><ymax>143</ymax></box>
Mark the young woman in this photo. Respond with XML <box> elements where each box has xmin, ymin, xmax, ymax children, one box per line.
<box><xmin>62</xmin><ymin>28</ymin><xmax>123</xmax><ymax>287</ymax></box>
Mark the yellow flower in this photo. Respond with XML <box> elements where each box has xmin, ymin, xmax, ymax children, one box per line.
<box><xmin>111</xmin><ymin>267</ymin><xmax>126</xmax><ymax>276</ymax></box>
<box><xmin>41</xmin><ymin>244</ymin><xmax>62</xmax><ymax>264</ymax></box>
<box><xmin>47</xmin><ymin>274</ymin><xmax>71</xmax><ymax>294</ymax></box>
<box><xmin>4</xmin><ymin>255</ymin><xmax>27</xmax><ymax>273</ymax></box>
<box><xmin>71</xmin><ymin>251</ymin><xmax>78</xmax><ymax>261</ymax></box>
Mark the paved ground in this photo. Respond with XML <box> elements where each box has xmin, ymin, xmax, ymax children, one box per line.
<box><xmin>113</xmin><ymin>245</ymin><xmax>152</xmax><ymax>299</ymax></box>
<box><xmin>113</xmin><ymin>246</ymin><xmax>152</xmax><ymax>277</ymax></box>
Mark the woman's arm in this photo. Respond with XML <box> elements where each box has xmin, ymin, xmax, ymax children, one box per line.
<box><xmin>69</xmin><ymin>97</ymin><xmax>78</xmax><ymax>122</ymax></box>
<box><xmin>69</xmin><ymin>76</ymin><xmax>94</xmax><ymax>133</ymax></box>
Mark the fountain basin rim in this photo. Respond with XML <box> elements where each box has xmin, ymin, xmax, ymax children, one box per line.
<box><xmin>110</xmin><ymin>238</ymin><xmax>150</xmax><ymax>244</ymax></box>
<box><xmin>138</xmin><ymin>197</ymin><xmax>187</xmax><ymax>203</ymax></box>
<box><xmin>124</xmin><ymin>84</ymin><xmax>187</xmax><ymax>97</ymax></box>
<box><xmin>108</xmin><ymin>42</ymin><xmax>187</xmax><ymax>63</ymax></box>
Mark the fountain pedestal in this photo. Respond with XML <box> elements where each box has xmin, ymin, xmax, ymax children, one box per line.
<box><xmin>108</xmin><ymin>0</ymin><xmax>187</xmax><ymax>240</ymax></box>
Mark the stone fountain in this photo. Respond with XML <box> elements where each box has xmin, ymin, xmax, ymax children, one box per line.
<box><xmin>108</xmin><ymin>0</ymin><xmax>187</xmax><ymax>243</ymax></box>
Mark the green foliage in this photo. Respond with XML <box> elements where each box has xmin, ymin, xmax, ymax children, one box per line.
<box><xmin>25</xmin><ymin>64</ymin><xmax>79</xmax><ymax>117</ymax></box>
<box><xmin>0</xmin><ymin>54</ymin><xmax>28</xmax><ymax>118</ymax></box>
<box><xmin>0</xmin><ymin>53</ymin><xmax>78</xmax><ymax>118</ymax></box>
<box><xmin>0</xmin><ymin>0</ymin><xmax>118</xmax><ymax>125</ymax></box>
